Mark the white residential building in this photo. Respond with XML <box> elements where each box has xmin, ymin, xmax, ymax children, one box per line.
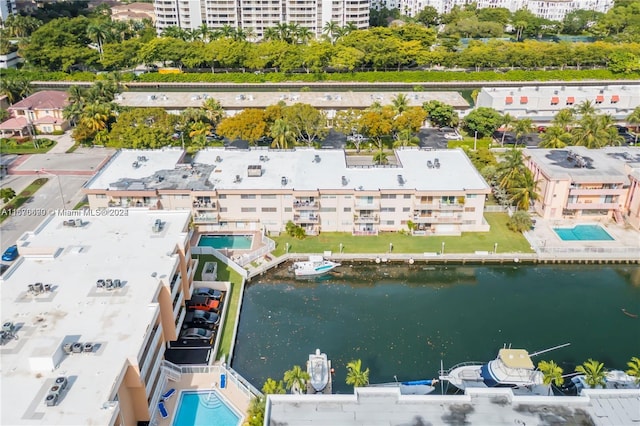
<box><xmin>373</xmin><ymin>0</ymin><xmax>613</xmax><ymax>21</ymax></box>
<box><xmin>0</xmin><ymin>0</ymin><xmax>16</xmax><ymax>24</ymax></box>
<box><xmin>154</xmin><ymin>0</ymin><xmax>369</xmax><ymax>39</ymax></box>
<box><xmin>0</xmin><ymin>210</ymin><xmax>196</xmax><ymax>425</ymax></box>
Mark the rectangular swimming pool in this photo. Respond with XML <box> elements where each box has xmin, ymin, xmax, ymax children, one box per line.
<box><xmin>172</xmin><ymin>390</ymin><xmax>241</xmax><ymax>426</ymax></box>
<box><xmin>198</xmin><ymin>235</ymin><xmax>253</xmax><ymax>250</ymax></box>
<box><xmin>553</xmin><ymin>224</ymin><xmax>614</xmax><ymax>241</ymax></box>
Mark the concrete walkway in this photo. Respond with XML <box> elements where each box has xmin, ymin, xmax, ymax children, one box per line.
<box><xmin>45</xmin><ymin>132</ymin><xmax>75</xmax><ymax>154</ymax></box>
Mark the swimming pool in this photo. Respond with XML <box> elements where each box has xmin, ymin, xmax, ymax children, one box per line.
<box><xmin>198</xmin><ymin>235</ymin><xmax>253</xmax><ymax>250</ymax></box>
<box><xmin>172</xmin><ymin>390</ymin><xmax>241</xmax><ymax>426</ymax></box>
<box><xmin>553</xmin><ymin>224</ymin><xmax>614</xmax><ymax>241</ymax></box>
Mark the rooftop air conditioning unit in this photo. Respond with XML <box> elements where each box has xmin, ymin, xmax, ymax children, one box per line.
<box><xmin>55</xmin><ymin>376</ymin><xmax>68</xmax><ymax>390</ymax></box>
<box><xmin>397</xmin><ymin>175</ymin><xmax>405</xmax><ymax>185</ymax></box>
<box><xmin>281</xmin><ymin>176</ymin><xmax>288</xmax><ymax>186</ymax></box>
<box><xmin>341</xmin><ymin>176</ymin><xmax>348</xmax><ymax>186</ymax></box>
<box><xmin>247</xmin><ymin>165</ymin><xmax>262</xmax><ymax>177</ymax></box>
<box><xmin>314</xmin><ymin>155</ymin><xmax>321</xmax><ymax>163</ymax></box>
<box><xmin>49</xmin><ymin>384</ymin><xmax>62</xmax><ymax>398</ymax></box>
<box><xmin>63</xmin><ymin>343</ymin><xmax>73</xmax><ymax>354</ymax></box>
<box><xmin>84</xmin><ymin>342</ymin><xmax>94</xmax><ymax>352</ymax></box>
<box><xmin>96</xmin><ymin>279</ymin><xmax>105</xmax><ymax>288</ymax></box>
<box><xmin>71</xmin><ymin>342</ymin><xmax>83</xmax><ymax>353</ymax></box>
<box><xmin>44</xmin><ymin>393</ymin><xmax>59</xmax><ymax>407</ymax></box>
<box><xmin>114</xmin><ymin>279</ymin><xmax>122</xmax><ymax>288</ymax></box>
<box><xmin>2</xmin><ymin>322</ymin><xmax>14</xmax><ymax>333</ymax></box>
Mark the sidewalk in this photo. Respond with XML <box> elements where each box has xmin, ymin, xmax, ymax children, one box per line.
<box><xmin>45</xmin><ymin>132</ymin><xmax>75</xmax><ymax>154</ymax></box>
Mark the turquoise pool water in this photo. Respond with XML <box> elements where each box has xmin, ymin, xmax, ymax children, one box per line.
<box><xmin>553</xmin><ymin>224</ymin><xmax>614</xmax><ymax>241</ymax></box>
<box><xmin>199</xmin><ymin>235</ymin><xmax>253</xmax><ymax>250</ymax></box>
<box><xmin>172</xmin><ymin>390</ymin><xmax>241</xmax><ymax>426</ymax></box>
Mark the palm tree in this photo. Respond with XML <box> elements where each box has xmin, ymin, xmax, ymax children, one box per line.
<box><xmin>202</xmin><ymin>98</ymin><xmax>225</xmax><ymax>126</ymax></box>
<box><xmin>0</xmin><ymin>75</ymin><xmax>32</xmax><ymax>104</ymax></box>
<box><xmin>626</xmin><ymin>357</ymin><xmax>640</xmax><ymax>385</ymax></box>
<box><xmin>197</xmin><ymin>23</ymin><xmax>212</xmax><ymax>42</ymax></box>
<box><xmin>571</xmin><ymin>114</ymin><xmax>609</xmax><ymax>149</ymax></box>
<box><xmin>537</xmin><ymin>360</ymin><xmax>564</xmax><ymax>395</ymax></box>
<box><xmin>508</xmin><ymin>169</ymin><xmax>539</xmax><ymax>211</ymax></box>
<box><xmin>263</xmin><ymin>27</ymin><xmax>279</xmax><ymax>41</ymax></box>
<box><xmin>269</xmin><ymin>119</ymin><xmax>295</xmax><ymax>149</ymax></box>
<box><xmin>552</xmin><ymin>108</ymin><xmax>575</xmax><ymax>131</ymax></box>
<box><xmin>87</xmin><ymin>23</ymin><xmax>108</xmax><ymax>59</ymax></box>
<box><xmin>575</xmin><ymin>359</ymin><xmax>607</xmax><ymax>389</ymax></box>
<box><xmin>284</xmin><ymin>365</ymin><xmax>310</xmax><ymax>394</ymax></box>
<box><xmin>63</xmin><ymin>102</ymin><xmax>84</xmax><ymax>127</ymax></box>
<box><xmin>189</xmin><ymin>120</ymin><xmax>212</xmax><ymax>139</ymax></box>
<box><xmin>323</xmin><ymin>21</ymin><xmax>339</xmax><ymax>44</ymax></box>
<box><xmin>295</xmin><ymin>26</ymin><xmax>314</xmax><ymax>44</ymax></box>
<box><xmin>373</xmin><ymin>151</ymin><xmax>388</xmax><ymax>165</ymax></box>
<box><xmin>574</xmin><ymin>99</ymin><xmax>596</xmax><ymax>116</ymax></box>
<box><xmin>342</xmin><ymin>22</ymin><xmax>358</xmax><ymax>36</ymax></box>
<box><xmin>513</xmin><ymin>117</ymin><xmax>534</xmax><ymax>146</ymax></box>
<box><xmin>539</xmin><ymin>125</ymin><xmax>570</xmax><ymax>148</ymax></box>
<box><xmin>391</xmin><ymin>93</ymin><xmax>409</xmax><ymax>114</ymax></box>
<box><xmin>604</xmin><ymin>126</ymin><xmax>624</xmax><ymax>146</ymax></box>
<box><xmin>626</xmin><ymin>106</ymin><xmax>640</xmax><ymax>144</ymax></box>
<box><xmin>80</xmin><ymin>102</ymin><xmax>111</xmax><ymax>132</ymax></box>
<box><xmin>345</xmin><ymin>359</ymin><xmax>369</xmax><ymax>387</ymax></box>
<box><xmin>497</xmin><ymin>148</ymin><xmax>525</xmax><ymax>191</ymax></box>
<box><xmin>393</xmin><ymin>128</ymin><xmax>419</xmax><ymax>148</ymax></box>
<box><xmin>499</xmin><ymin>113</ymin><xmax>517</xmax><ymax>147</ymax></box>
<box><xmin>67</xmin><ymin>85</ymin><xmax>87</xmax><ymax>106</ymax></box>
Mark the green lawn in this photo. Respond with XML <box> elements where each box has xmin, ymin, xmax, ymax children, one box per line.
<box><xmin>193</xmin><ymin>254</ymin><xmax>244</xmax><ymax>361</ymax></box>
<box><xmin>0</xmin><ymin>178</ymin><xmax>49</xmax><ymax>223</ymax></box>
<box><xmin>448</xmin><ymin>137</ymin><xmax>494</xmax><ymax>150</ymax></box>
<box><xmin>272</xmin><ymin>213</ymin><xmax>532</xmax><ymax>255</ymax></box>
<box><xmin>0</xmin><ymin>138</ymin><xmax>56</xmax><ymax>154</ymax></box>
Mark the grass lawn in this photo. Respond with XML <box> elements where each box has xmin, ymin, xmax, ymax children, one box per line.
<box><xmin>0</xmin><ymin>178</ymin><xmax>49</xmax><ymax>223</ymax></box>
<box><xmin>0</xmin><ymin>138</ymin><xmax>56</xmax><ymax>154</ymax></box>
<box><xmin>193</xmin><ymin>254</ymin><xmax>244</xmax><ymax>361</ymax></box>
<box><xmin>272</xmin><ymin>213</ymin><xmax>532</xmax><ymax>255</ymax></box>
<box><xmin>448</xmin><ymin>137</ymin><xmax>494</xmax><ymax>150</ymax></box>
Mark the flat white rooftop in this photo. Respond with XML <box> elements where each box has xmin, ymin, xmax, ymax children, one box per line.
<box><xmin>0</xmin><ymin>210</ymin><xmax>191</xmax><ymax>426</ymax></box>
<box><xmin>267</xmin><ymin>387</ymin><xmax>640</xmax><ymax>426</ymax></box>
<box><xmin>525</xmin><ymin>146</ymin><xmax>640</xmax><ymax>184</ymax></box>
<box><xmin>86</xmin><ymin>148</ymin><xmax>490</xmax><ymax>193</ymax></box>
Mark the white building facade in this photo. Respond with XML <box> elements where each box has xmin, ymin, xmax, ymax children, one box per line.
<box><xmin>154</xmin><ymin>0</ymin><xmax>369</xmax><ymax>39</ymax></box>
<box><xmin>373</xmin><ymin>0</ymin><xmax>614</xmax><ymax>21</ymax></box>
<box><xmin>0</xmin><ymin>0</ymin><xmax>16</xmax><ymax>24</ymax></box>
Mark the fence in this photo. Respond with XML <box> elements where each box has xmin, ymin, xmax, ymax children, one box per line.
<box><xmin>234</xmin><ymin>234</ymin><xmax>276</xmax><ymax>267</ymax></box>
<box><xmin>161</xmin><ymin>361</ymin><xmax>262</xmax><ymax>398</ymax></box>
<box><xmin>191</xmin><ymin>246</ymin><xmax>248</xmax><ymax>278</ymax></box>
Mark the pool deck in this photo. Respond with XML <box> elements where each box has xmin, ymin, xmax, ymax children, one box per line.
<box><xmin>155</xmin><ymin>366</ymin><xmax>254</xmax><ymax>426</ymax></box>
<box><xmin>192</xmin><ymin>230</ymin><xmax>265</xmax><ymax>260</ymax></box>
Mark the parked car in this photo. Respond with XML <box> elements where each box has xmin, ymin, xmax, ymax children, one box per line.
<box><xmin>2</xmin><ymin>245</ymin><xmax>18</xmax><ymax>262</ymax></box>
<box><xmin>183</xmin><ymin>310</ymin><xmax>220</xmax><ymax>328</ymax></box>
<box><xmin>443</xmin><ymin>132</ymin><xmax>462</xmax><ymax>141</ymax></box>
<box><xmin>537</xmin><ymin>126</ymin><xmax>547</xmax><ymax>133</ymax></box>
<box><xmin>179</xmin><ymin>327</ymin><xmax>214</xmax><ymax>344</ymax></box>
<box><xmin>615</xmin><ymin>125</ymin><xmax>629</xmax><ymax>134</ymax></box>
<box><xmin>193</xmin><ymin>288</ymin><xmax>223</xmax><ymax>300</ymax></box>
<box><xmin>257</xmin><ymin>135</ymin><xmax>274</xmax><ymax>146</ymax></box>
<box><xmin>186</xmin><ymin>296</ymin><xmax>220</xmax><ymax>312</ymax></box>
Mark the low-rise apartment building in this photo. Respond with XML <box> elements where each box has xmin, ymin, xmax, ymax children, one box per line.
<box><xmin>84</xmin><ymin>148</ymin><xmax>491</xmax><ymax>236</ymax></box>
<box><xmin>0</xmin><ymin>210</ymin><xmax>195</xmax><ymax>425</ymax></box>
<box><xmin>477</xmin><ymin>85</ymin><xmax>640</xmax><ymax>122</ymax></box>
<box><xmin>524</xmin><ymin>146</ymin><xmax>640</xmax><ymax>228</ymax></box>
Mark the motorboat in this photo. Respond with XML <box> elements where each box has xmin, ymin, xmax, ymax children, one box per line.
<box><xmin>369</xmin><ymin>378</ymin><xmax>438</xmax><ymax>395</ymax></box>
<box><xmin>307</xmin><ymin>349</ymin><xmax>329</xmax><ymax>392</ymax></box>
<box><xmin>292</xmin><ymin>256</ymin><xmax>340</xmax><ymax>277</ymax></box>
<box><xmin>565</xmin><ymin>370</ymin><xmax>640</xmax><ymax>394</ymax></box>
<box><xmin>439</xmin><ymin>344</ymin><xmax>570</xmax><ymax>395</ymax></box>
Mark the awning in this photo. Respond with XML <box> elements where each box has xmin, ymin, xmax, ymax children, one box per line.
<box><xmin>596</xmin><ymin>95</ymin><xmax>604</xmax><ymax>102</ymax></box>
<box><xmin>505</xmin><ymin>96</ymin><xmax>513</xmax><ymax>105</ymax></box>
<box><xmin>520</xmin><ymin>96</ymin><xmax>528</xmax><ymax>104</ymax></box>
<box><xmin>611</xmin><ymin>95</ymin><xmax>620</xmax><ymax>102</ymax></box>
<box><xmin>566</xmin><ymin>96</ymin><xmax>575</xmax><ymax>104</ymax></box>
<box><xmin>551</xmin><ymin>96</ymin><xmax>559</xmax><ymax>104</ymax></box>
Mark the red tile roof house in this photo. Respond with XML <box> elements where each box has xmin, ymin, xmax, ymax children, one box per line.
<box><xmin>0</xmin><ymin>91</ymin><xmax>70</xmax><ymax>137</ymax></box>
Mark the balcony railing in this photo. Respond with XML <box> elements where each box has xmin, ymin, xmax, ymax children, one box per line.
<box><xmin>194</xmin><ymin>214</ymin><xmax>219</xmax><ymax>224</ymax></box>
<box><xmin>354</xmin><ymin>202</ymin><xmax>380</xmax><ymax>210</ymax></box>
<box><xmin>293</xmin><ymin>215</ymin><xmax>319</xmax><ymax>223</ymax></box>
<box><xmin>192</xmin><ymin>201</ymin><xmax>217</xmax><ymax>209</ymax></box>
<box><xmin>414</xmin><ymin>215</ymin><xmax>463</xmax><ymax>223</ymax></box>
<box><xmin>565</xmin><ymin>202</ymin><xmax>619</xmax><ymax>210</ymax></box>
<box><xmin>569</xmin><ymin>188</ymin><xmax>625</xmax><ymax>196</ymax></box>
<box><xmin>352</xmin><ymin>229</ymin><xmax>378</xmax><ymax>236</ymax></box>
<box><xmin>293</xmin><ymin>200</ymin><xmax>319</xmax><ymax>210</ymax></box>
<box><xmin>354</xmin><ymin>215</ymin><xmax>379</xmax><ymax>223</ymax></box>
<box><xmin>439</xmin><ymin>203</ymin><xmax>464</xmax><ymax>211</ymax></box>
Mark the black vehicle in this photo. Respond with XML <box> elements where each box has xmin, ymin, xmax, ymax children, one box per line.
<box><xmin>257</xmin><ymin>135</ymin><xmax>274</xmax><ymax>146</ymax></box>
<box><xmin>615</xmin><ymin>125</ymin><xmax>629</xmax><ymax>134</ymax></box>
<box><xmin>179</xmin><ymin>327</ymin><xmax>214</xmax><ymax>345</ymax></box>
<box><xmin>183</xmin><ymin>310</ymin><xmax>220</xmax><ymax>328</ymax></box>
<box><xmin>193</xmin><ymin>288</ymin><xmax>223</xmax><ymax>300</ymax></box>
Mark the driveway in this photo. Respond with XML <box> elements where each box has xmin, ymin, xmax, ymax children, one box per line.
<box><xmin>45</xmin><ymin>133</ymin><xmax>75</xmax><ymax>154</ymax></box>
<box><xmin>418</xmin><ymin>128</ymin><xmax>449</xmax><ymax>150</ymax></box>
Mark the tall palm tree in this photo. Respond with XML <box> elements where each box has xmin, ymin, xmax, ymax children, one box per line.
<box><xmin>189</xmin><ymin>120</ymin><xmax>212</xmax><ymax>139</ymax></box>
<box><xmin>63</xmin><ymin>102</ymin><xmax>84</xmax><ymax>127</ymax></box>
<box><xmin>500</xmin><ymin>113</ymin><xmax>517</xmax><ymax>147</ymax></box>
<box><xmin>295</xmin><ymin>26</ymin><xmax>314</xmax><ymax>44</ymax></box>
<box><xmin>198</xmin><ymin>23</ymin><xmax>212</xmax><ymax>42</ymax></box>
<box><xmin>393</xmin><ymin>128</ymin><xmax>419</xmax><ymax>148</ymax></box>
<box><xmin>626</xmin><ymin>357</ymin><xmax>640</xmax><ymax>385</ymax></box>
<box><xmin>627</xmin><ymin>106</ymin><xmax>640</xmax><ymax>144</ymax></box>
<box><xmin>574</xmin><ymin>99</ymin><xmax>596</xmax><ymax>116</ymax></box>
<box><xmin>202</xmin><ymin>98</ymin><xmax>225</xmax><ymax>125</ymax></box>
<box><xmin>67</xmin><ymin>85</ymin><xmax>87</xmax><ymax>106</ymax></box>
<box><xmin>604</xmin><ymin>126</ymin><xmax>624</xmax><ymax>146</ymax></box>
<box><xmin>80</xmin><ymin>102</ymin><xmax>112</xmax><ymax>132</ymax></box>
<box><xmin>571</xmin><ymin>114</ymin><xmax>608</xmax><ymax>149</ymax></box>
<box><xmin>263</xmin><ymin>27</ymin><xmax>279</xmax><ymax>41</ymax></box>
<box><xmin>513</xmin><ymin>117</ymin><xmax>534</xmax><ymax>146</ymax></box>
<box><xmin>575</xmin><ymin>359</ymin><xmax>607</xmax><ymax>388</ymax></box>
<box><xmin>508</xmin><ymin>170</ymin><xmax>539</xmax><ymax>211</ymax></box>
<box><xmin>537</xmin><ymin>360</ymin><xmax>564</xmax><ymax>395</ymax></box>
<box><xmin>391</xmin><ymin>93</ymin><xmax>409</xmax><ymax>115</ymax></box>
<box><xmin>539</xmin><ymin>125</ymin><xmax>570</xmax><ymax>148</ymax></box>
<box><xmin>284</xmin><ymin>365</ymin><xmax>310</xmax><ymax>394</ymax></box>
<box><xmin>269</xmin><ymin>118</ymin><xmax>295</xmax><ymax>149</ymax></box>
<box><xmin>323</xmin><ymin>21</ymin><xmax>339</xmax><ymax>44</ymax></box>
<box><xmin>552</xmin><ymin>108</ymin><xmax>575</xmax><ymax>131</ymax></box>
<box><xmin>345</xmin><ymin>359</ymin><xmax>369</xmax><ymax>387</ymax></box>
<box><xmin>497</xmin><ymin>148</ymin><xmax>525</xmax><ymax>191</ymax></box>
<box><xmin>342</xmin><ymin>22</ymin><xmax>357</xmax><ymax>36</ymax></box>
<box><xmin>87</xmin><ymin>23</ymin><xmax>108</xmax><ymax>59</ymax></box>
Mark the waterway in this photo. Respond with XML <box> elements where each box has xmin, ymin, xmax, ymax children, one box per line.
<box><xmin>232</xmin><ymin>263</ymin><xmax>640</xmax><ymax>394</ymax></box>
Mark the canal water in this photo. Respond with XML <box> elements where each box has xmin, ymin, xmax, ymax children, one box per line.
<box><xmin>232</xmin><ymin>263</ymin><xmax>640</xmax><ymax>394</ymax></box>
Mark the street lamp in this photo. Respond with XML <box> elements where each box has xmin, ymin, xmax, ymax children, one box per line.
<box><xmin>441</xmin><ymin>241</ymin><xmax>445</xmax><ymax>255</ymax></box>
<box><xmin>389</xmin><ymin>243</ymin><xmax>393</xmax><ymax>253</ymax></box>
<box><xmin>473</xmin><ymin>131</ymin><xmax>478</xmax><ymax>151</ymax></box>
<box><xmin>494</xmin><ymin>242</ymin><xmax>498</xmax><ymax>254</ymax></box>
<box><xmin>38</xmin><ymin>169</ymin><xmax>66</xmax><ymax>209</ymax></box>
<box><xmin>285</xmin><ymin>242</ymin><xmax>289</xmax><ymax>253</ymax></box>
<box><xmin>339</xmin><ymin>243</ymin><xmax>343</xmax><ymax>254</ymax></box>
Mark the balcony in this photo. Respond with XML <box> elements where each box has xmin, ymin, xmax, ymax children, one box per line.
<box><xmin>354</xmin><ymin>214</ymin><xmax>379</xmax><ymax>223</ymax></box>
<box><xmin>193</xmin><ymin>200</ymin><xmax>217</xmax><ymax>210</ymax></box>
<box><xmin>194</xmin><ymin>214</ymin><xmax>219</xmax><ymax>224</ymax></box>
<box><xmin>568</xmin><ymin>188</ymin><xmax>625</xmax><ymax>196</ymax></box>
<box><xmin>414</xmin><ymin>215</ymin><xmax>463</xmax><ymax>223</ymax></box>
<box><xmin>293</xmin><ymin>200</ymin><xmax>318</xmax><ymax>210</ymax></box>
<box><xmin>293</xmin><ymin>215</ymin><xmax>319</xmax><ymax>224</ymax></box>
<box><xmin>354</xmin><ymin>202</ymin><xmax>380</xmax><ymax>210</ymax></box>
<box><xmin>439</xmin><ymin>203</ymin><xmax>464</xmax><ymax>211</ymax></box>
<box><xmin>414</xmin><ymin>202</ymin><xmax>439</xmax><ymax>209</ymax></box>
<box><xmin>352</xmin><ymin>229</ymin><xmax>378</xmax><ymax>236</ymax></box>
<box><xmin>566</xmin><ymin>202</ymin><xmax>619</xmax><ymax>210</ymax></box>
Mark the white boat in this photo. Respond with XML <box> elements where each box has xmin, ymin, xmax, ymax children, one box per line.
<box><xmin>568</xmin><ymin>370</ymin><xmax>640</xmax><ymax>394</ymax></box>
<box><xmin>439</xmin><ymin>344</ymin><xmax>570</xmax><ymax>395</ymax></box>
<box><xmin>307</xmin><ymin>349</ymin><xmax>329</xmax><ymax>392</ymax></box>
<box><xmin>369</xmin><ymin>378</ymin><xmax>438</xmax><ymax>395</ymax></box>
<box><xmin>293</xmin><ymin>256</ymin><xmax>340</xmax><ymax>277</ymax></box>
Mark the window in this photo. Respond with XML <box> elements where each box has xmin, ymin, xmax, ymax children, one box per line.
<box><xmin>384</xmin><ymin>220</ymin><xmax>394</xmax><ymax>225</ymax></box>
<box><xmin>381</xmin><ymin>194</ymin><xmax>396</xmax><ymax>199</ymax></box>
<box><xmin>466</xmin><ymin>194</ymin><xmax>477</xmax><ymax>198</ymax></box>
<box><xmin>241</xmin><ymin>194</ymin><xmax>256</xmax><ymax>199</ymax></box>
<box><xmin>320</xmin><ymin>207</ymin><xmax>336</xmax><ymax>212</ymax></box>
<box><xmin>404</xmin><ymin>194</ymin><xmax>411</xmax><ymax>199</ymax></box>
<box><xmin>321</xmin><ymin>195</ymin><xmax>337</xmax><ymax>199</ymax></box>
<box><xmin>261</xmin><ymin>207</ymin><xmax>277</xmax><ymax>212</ymax></box>
<box><xmin>241</xmin><ymin>207</ymin><xmax>256</xmax><ymax>212</ymax></box>
<box><xmin>464</xmin><ymin>207</ymin><xmax>476</xmax><ymax>212</ymax></box>
<box><xmin>284</xmin><ymin>207</ymin><xmax>292</xmax><ymax>212</ymax></box>
<box><xmin>96</xmin><ymin>194</ymin><xmax>107</xmax><ymax>199</ymax></box>
<box><xmin>402</xmin><ymin>207</ymin><xmax>410</xmax><ymax>212</ymax></box>
<box><xmin>343</xmin><ymin>207</ymin><xmax>351</xmax><ymax>212</ymax></box>
<box><xmin>219</xmin><ymin>207</ymin><xmax>227</xmax><ymax>212</ymax></box>
<box><xmin>381</xmin><ymin>207</ymin><xmax>396</xmax><ymax>212</ymax></box>
<box><xmin>261</xmin><ymin>194</ymin><xmax>276</xmax><ymax>199</ymax></box>
<box><xmin>441</xmin><ymin>196</ymin><xmax>456</xmax><ymax>204</ymax></box>
<box><xmin>218</xmin><ymin>194</ymin><xmax>226</xmax><ymax>199</ymax></box>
